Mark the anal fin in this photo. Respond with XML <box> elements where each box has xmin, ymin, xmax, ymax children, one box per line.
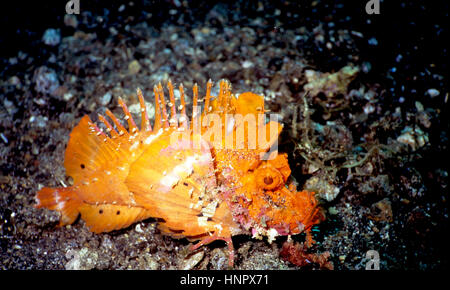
<box><xmin>78</xmin><ymin>203</ymin><xmax>152</xmax><ymax>233</ymax></box>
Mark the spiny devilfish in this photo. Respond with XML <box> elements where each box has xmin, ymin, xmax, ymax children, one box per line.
<box><xmin>35</xmin><ymin>79</ymin><xmax>324</xmax><ymax>267</ymax></box>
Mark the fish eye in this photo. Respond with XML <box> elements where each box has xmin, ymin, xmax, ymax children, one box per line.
<box><xmin>255</xmin><ymin>166</ymin><xmax>282</xmax><ymax>190</ymax></box>
<box><xmin>263</xmin><ymin>176</ymin><xmax>273</xmax><ymax>185</ymax></box>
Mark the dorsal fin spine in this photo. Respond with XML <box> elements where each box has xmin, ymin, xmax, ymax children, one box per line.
<box><xmin>137</xmin><ymin>88</ymin><xmax>152</xmax><ymax>132</ymax></box>
<box><xmin>158</xmin><ymin>82</ymin><xmax>170</xmax><ymax>129</ymax></box>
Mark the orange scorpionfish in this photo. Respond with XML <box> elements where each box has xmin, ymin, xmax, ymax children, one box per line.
<box><xmin>36</xmin><ymin>79</ymin><xmax>323</xmax><ymax>267</ymax></box>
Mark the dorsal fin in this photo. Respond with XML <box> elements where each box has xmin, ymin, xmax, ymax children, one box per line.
<box><xmin>63</xmin><ymin>93</ymin><xmax>158</xmax><ymax>206</ymax></box>
<box><xmin>64</xmin><ymin>115</ymin><xmax>126</xmax><ymax>183</ymax></box>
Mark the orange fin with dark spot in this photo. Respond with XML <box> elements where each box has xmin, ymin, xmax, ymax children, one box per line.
<box><xmin>78</xmin><ymin>204</ymin><xmax>151</xmax><ymax>233</ymax></box>
<box><xmin>63</xmin><ymin>115</ymin><xmax>129</xmax><ymax>184</ymax></box>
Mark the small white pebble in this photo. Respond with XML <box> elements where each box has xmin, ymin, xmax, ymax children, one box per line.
<box><xmin>135</xmin><ymin>223</ymin><xmax>144</xmax><ymax>233</ymax></box>
<box><xmin>426</xmin><ymin>88</ymin><xmax>439</xmax><ymax>98</ymax></box>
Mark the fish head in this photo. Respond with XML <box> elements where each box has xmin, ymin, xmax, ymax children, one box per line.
<box><xmin>233</xmin><ymin>153</ymin><xmax>324</xmax><ymax>239</ymax></box>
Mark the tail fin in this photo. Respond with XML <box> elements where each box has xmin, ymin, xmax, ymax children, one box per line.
<box><xmin>35</xmin><ymin>187</ymin><xmax>81</xmax><ymax>226</ymax></box>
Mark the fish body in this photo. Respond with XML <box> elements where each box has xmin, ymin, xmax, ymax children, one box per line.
<box><xmin>35</xmin><ymin>80</ymin><xmax>323</xmax><ymax>266</ymax></box>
